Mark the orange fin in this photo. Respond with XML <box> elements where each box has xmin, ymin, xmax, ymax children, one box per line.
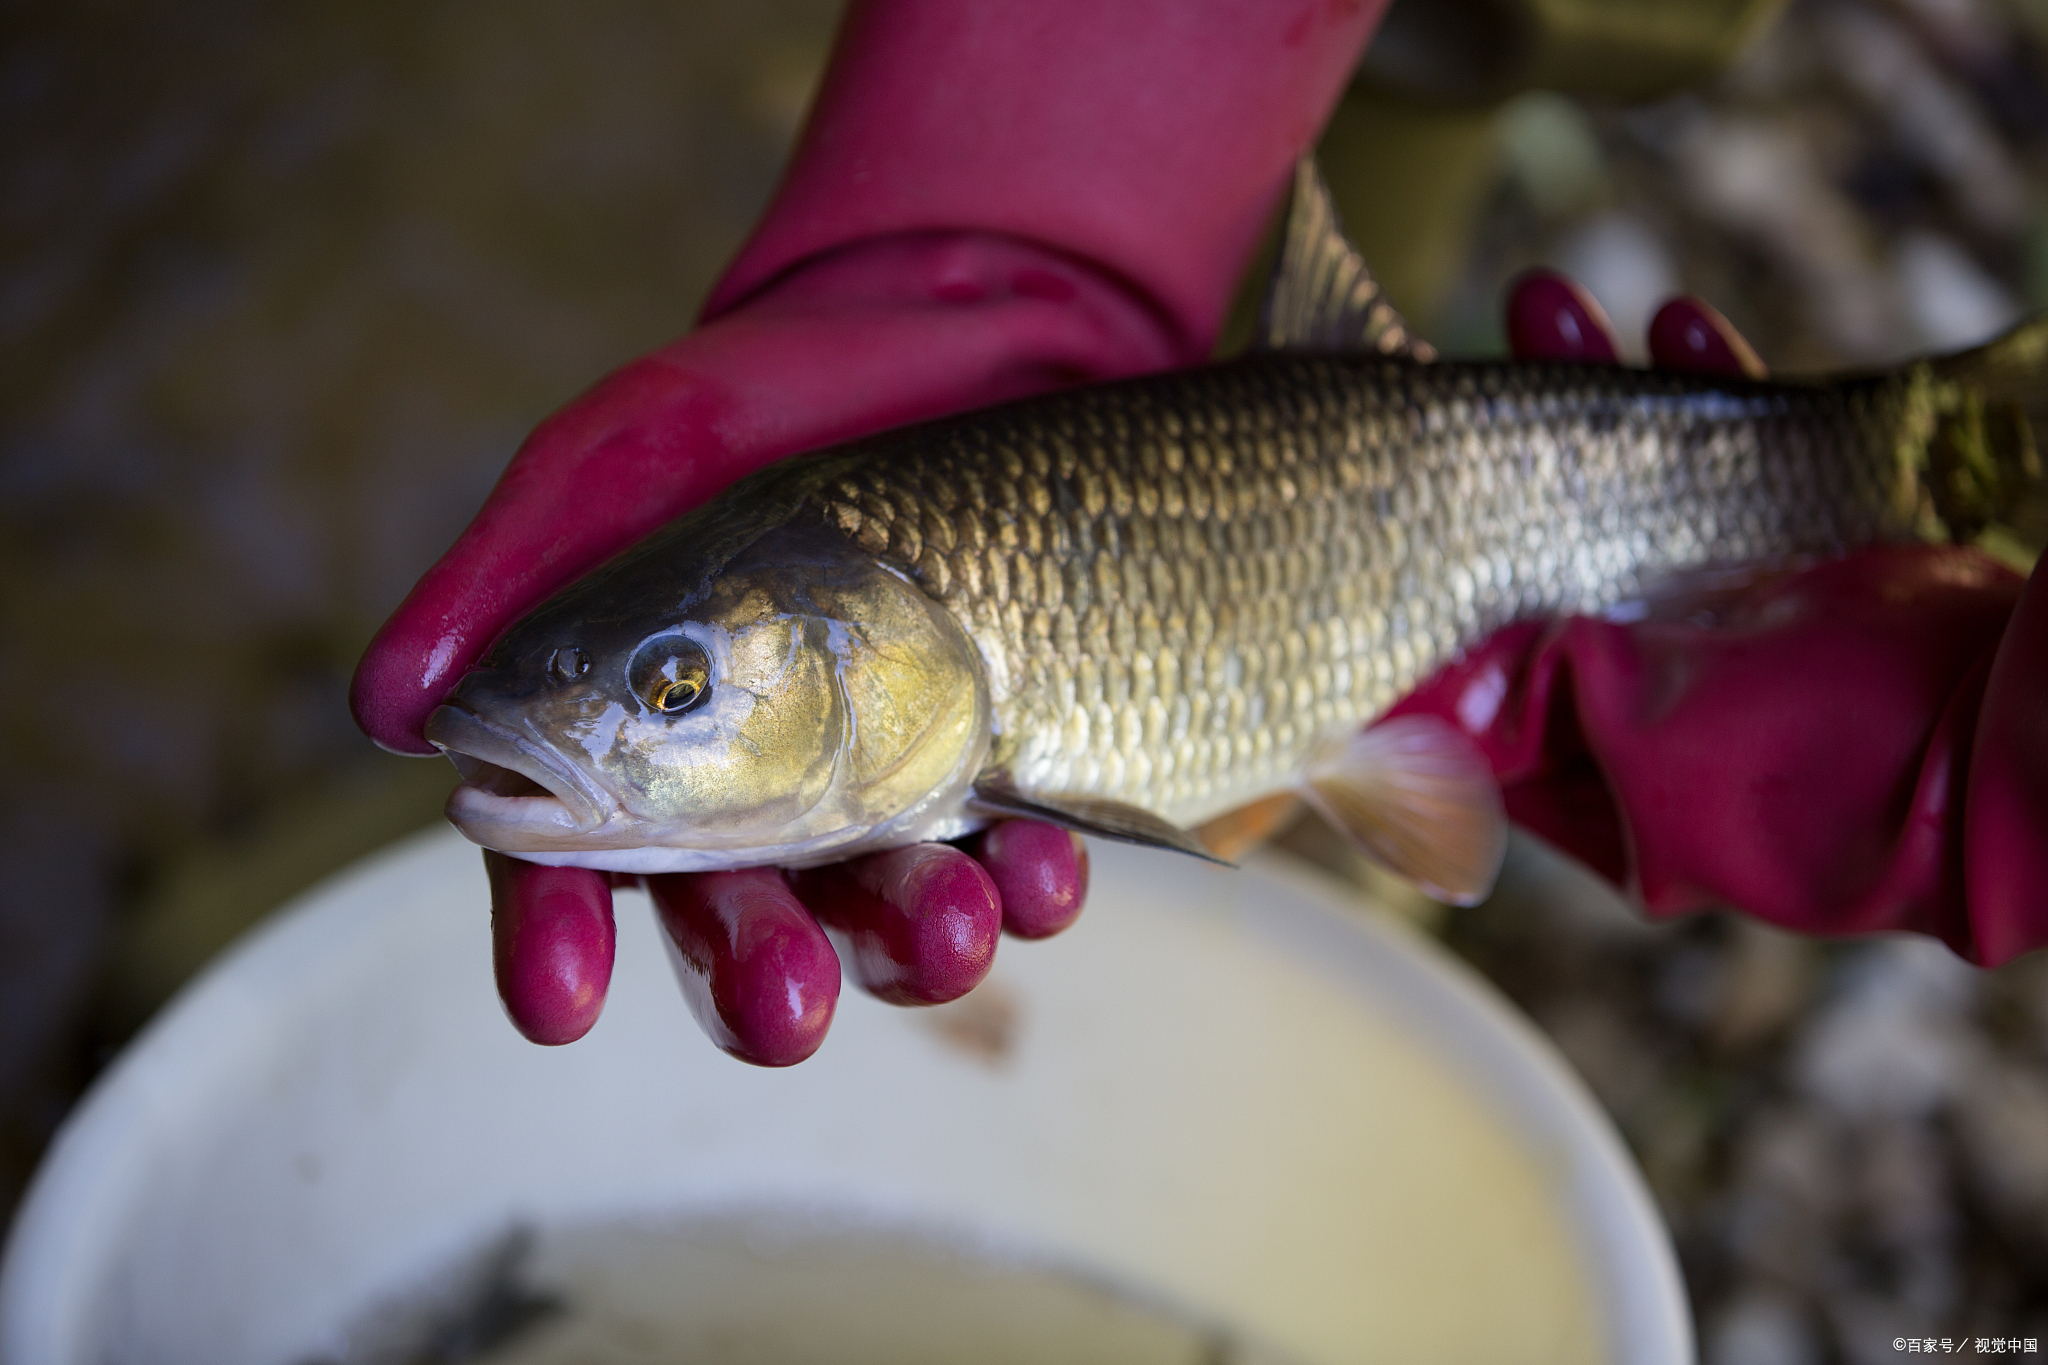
<box><xmin>1195</xmin><ymin>793</ymin><xmax>1303</xmax><ymax>862</ymax></box>
<box><xmin>1298</xmin><ymin>716</ymin><xmax>1507</xmax><ymax>906</ymax></box>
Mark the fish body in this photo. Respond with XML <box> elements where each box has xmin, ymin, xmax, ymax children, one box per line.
<box><xmin>427</xmin><ymin>165</ymin><xmax>2043</xmax><ymax>899</ymax></box>
<box><xmin>805</xmin><ymin>350</ymin><xmax>1932</xmax><ymax>826</ymax></box>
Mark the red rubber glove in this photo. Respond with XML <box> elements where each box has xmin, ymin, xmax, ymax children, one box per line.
<box><xmin>1396</xmin><ymin>271</ymin><xmax>2048</xmax><ymax>966</ymax></box>
<box><xmin>349</xmin><ymin>1</ymin><xmax>1387</xmax><ymax>1060</ymax></box>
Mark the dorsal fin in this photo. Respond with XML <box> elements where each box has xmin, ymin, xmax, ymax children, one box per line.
<box><xmin>1257</xmin><ymin>157</ymin><xmax>1435</xmax><ymax>361</ymax></box>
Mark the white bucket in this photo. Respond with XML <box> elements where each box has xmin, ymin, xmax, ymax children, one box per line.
<box><xmin>0</xmin><ymin>829</ymin><xmax>1692</xmax><ymax>1364</ymax></box>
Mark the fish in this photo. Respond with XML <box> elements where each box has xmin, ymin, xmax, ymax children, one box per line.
<box><xmin>424</xmin><ymin>161</ymin><xmax>2047</xmax><ymax>905</ymax></box>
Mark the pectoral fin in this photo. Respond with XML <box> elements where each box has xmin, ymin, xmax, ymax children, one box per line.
<box><xmin>971</xmin><ymin>775</ymin><xmax>1231</xmax><ymax>866</ymax></box>
<box><xmin>1298</xmin><ymin>716</ymin><xmax>1507</xmax><ymax>906</ymax></box>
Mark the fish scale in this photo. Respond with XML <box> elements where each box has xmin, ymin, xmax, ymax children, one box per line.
<box><xmin>812</xmin><ymin>352</ymin><xmax>1929</xmax><ymax>828</ymax></box>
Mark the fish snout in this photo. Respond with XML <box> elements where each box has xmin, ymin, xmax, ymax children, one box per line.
<box><xmin>424</xmin><ymin>703</ymin><xmax>610</xmax><ymax>837</ymax></box>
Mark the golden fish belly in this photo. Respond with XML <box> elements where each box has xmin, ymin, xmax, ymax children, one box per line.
<box><xmin>806</xmin><ymin>353</ymin><xmax>1934</xmax><ymax>827</ymax></box>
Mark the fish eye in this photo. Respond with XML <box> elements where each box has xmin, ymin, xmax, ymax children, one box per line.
<box><xmin>628</xmin><ymin>635</ymin><xmax>713</xmax><ymax>716</ymax></box>
<box><xmin>548</xmin><ymin>646</ymin><xmax>590</xmax><ymax>682</ymax></box>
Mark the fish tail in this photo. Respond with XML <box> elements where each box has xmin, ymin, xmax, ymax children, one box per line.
<box><xmin>1925</xmin><ymin>313</ymin><xmax>2048</xmax><ymax>539</ymax></box>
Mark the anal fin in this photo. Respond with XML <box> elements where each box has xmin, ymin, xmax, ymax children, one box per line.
<box><xmin>971</xmin><ymin>774</ymin><xmax>1231</xmax><ymax>866</ymax></box>
<box><xmin>1298</xmin><ymin>716</ymin><xmax>1507</xmax><ymax>906</ymax></box>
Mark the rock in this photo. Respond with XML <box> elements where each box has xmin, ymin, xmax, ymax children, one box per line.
<box><xmin>1705</xmin><ymin>1286</ymin><xmax>1822</xmax><ymax>1365</ymax></box>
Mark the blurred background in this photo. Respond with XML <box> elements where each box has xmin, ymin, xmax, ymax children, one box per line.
<box><xmin>5</xmin><ymin>0</ymin><xmax>2048</xmax><ymax>1359</ymax></box>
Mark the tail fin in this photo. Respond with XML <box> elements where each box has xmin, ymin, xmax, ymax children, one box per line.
<box><xmin>1927</xmin><ymin>314</ymin><xmax>2048</xmax><ymax>541</ymax></box>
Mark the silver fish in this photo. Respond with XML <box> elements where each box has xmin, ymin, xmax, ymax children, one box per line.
<box><xmin>425</xmin><ymin>164</ymin><xmax>2044</xmax><ymax>903</ymax></box>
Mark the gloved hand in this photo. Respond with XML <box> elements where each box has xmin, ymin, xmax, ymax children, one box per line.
<box><xmin>349</xmin><ymin>1</ymin><xmax>1387</xmax><ymax>1062</ymax></box>
<box><xmin>414</xmin><ymin>235</ymin><xmax>1158</xmax><ymax>1065</ymax></box>
<box><xmin>1397</xmin><ymin>270</ymin><xmax>2048</xmax><ymax>965</ymax></box>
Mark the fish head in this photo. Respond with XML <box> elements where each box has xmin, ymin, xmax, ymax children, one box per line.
<box><xmin>424</xmin><ymin>513</ymin><xmax>991</xmax><ymax>872</ymax></box>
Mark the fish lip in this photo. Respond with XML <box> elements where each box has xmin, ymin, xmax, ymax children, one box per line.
<box><xmin>423</xmin><ymin>704</ymin><xmax>611</xmax><ymax>834</ymax></box>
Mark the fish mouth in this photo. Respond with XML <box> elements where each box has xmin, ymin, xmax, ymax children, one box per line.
<box><xmin>424</xmin><ymin>704</ymin><xmax>610</xmax><ymax>838</ymax></box>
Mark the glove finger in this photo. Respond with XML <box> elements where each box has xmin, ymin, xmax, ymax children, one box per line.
<box><xmin>647</xmin><ymin>867</ymin><xmax>841</xmax><ymax>1067</ymax></box>
<box><xmin>1961</xmin><ymin>556</ymin><xmax>2048</xmax><ymax>964</ymax></box>
<box><xmin>484</xmin><ymin>851</ymin><xmax>616</xmax><ymax>1046</ymax></box>
<box><xmin>792</xmin><ymin>843</ymin><xmax>1001</xmax><ymax>1005</ymax></box>
<box><xmin>968</xmin><ymin>820</ymin><xmax>1089</xmax><ymax>940</ymax></box>
<box><xmin>1647</xmin><ymin>296</ymin><xmax>1767</xmax><ymax>378</ymax></box>
<box><xmin>1504</xmin><ymin>269</ymin><xmax>1621</xmax><ymax>364</ymax></box>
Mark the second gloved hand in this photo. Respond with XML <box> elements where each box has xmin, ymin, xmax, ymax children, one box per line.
<box><xmin>1392</xmin><ymin>270</ymin><xmax>2048</xmax><ymax>965</ymax></box>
